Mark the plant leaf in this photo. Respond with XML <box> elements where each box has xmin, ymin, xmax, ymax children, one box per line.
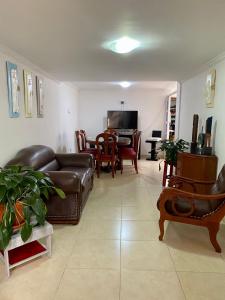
<box><xmin>23</xmin><ymin>206</ymin><xmax>31</xmax><ymax>223</ymax></box>
<box><xmin>31</xmin><ymin>198</ymin><xmax>47</xmax><ymax>217</ymax></box>
<box><xmin>54</xmin><ymin>187</ymin><xmax>65</xmax><ymax>199</ymax></box>
<box><xmin>0</xmin><ymin>225</ymin><xmax>11</xmax><ymax>250</ymax></box>
<box><xmin>20</xmin><ymin>222</ymin><xmax>32</xmax><ymax>242</ymax></box>
<box><xmin>0</xmin><ymin>186</ymin><xmax>6</xmax><ymax>201</ymax></box>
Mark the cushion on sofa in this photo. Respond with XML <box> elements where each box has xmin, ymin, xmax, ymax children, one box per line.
<box><xmin>60</xmin><ymin>167</ymin><xmax>93</xmax><ymax>190</ymax></box>
<box><xmin>6</xmin><ymin>145</ymin><xmax>55</xmax><ymax>170</ymax></box>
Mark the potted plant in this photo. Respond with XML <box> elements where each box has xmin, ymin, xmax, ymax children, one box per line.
<box><xmin>159</xmin><ymin>139</ymin><xmax>189</xmax><ymax>167</ymax></box>
<box><xmin>0</xmin><ymin>165</ymin><xmax>65</xmax><ymax>250</ymax></box>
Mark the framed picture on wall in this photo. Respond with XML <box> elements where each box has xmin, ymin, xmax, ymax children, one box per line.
<box><xmin>205</xmin><ymin>69</ymin><xmax>216</xmax><ymax>108</ymax></box>
<box><xmin>6</xmin><ymin>61</ymin><xmax>20</xmax><ymax>118</ymax></box>
<box><xmin>23</xmin><ymin>70</ymin><xmax>33</xmax><ymax>117</ymax></box>
<box><xmin>36</xmin><ymin>76</ymin><xmax>44</xmax><ymax>117</ymax></box>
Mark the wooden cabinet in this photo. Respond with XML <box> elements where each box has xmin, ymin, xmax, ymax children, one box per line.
<box><xmin>176</xmin><ymin>152</ymin><xmax>218</xmax><ymax>193</ymax></box>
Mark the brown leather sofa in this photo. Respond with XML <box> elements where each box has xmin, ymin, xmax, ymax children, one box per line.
<box><xmin>6</xmin><ymin>145</ymin><xmax>95</xmax><ymax>224</ymax></box>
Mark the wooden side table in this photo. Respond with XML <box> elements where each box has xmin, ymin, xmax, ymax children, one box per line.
<box><xmin>0</xmin><ymin>221</ymin><xmax>53</xmax><ymax>277</ymax></box>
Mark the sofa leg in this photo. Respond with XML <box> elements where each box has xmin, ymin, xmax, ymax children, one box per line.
<box><xmin>159</xmin><ymin>218</ymin><xmax>165</xmax><ymax>241</ymax></box>
<box><xmin>207</xmin><ymin>223</ymin><xmax>221</xmax><ymax>253</ymax></box>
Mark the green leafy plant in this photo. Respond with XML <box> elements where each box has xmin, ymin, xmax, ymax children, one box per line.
<box><xmin>0</xmin><ymin>165</ymin><xmax>65</xmax><ymax>250</ymax></box>
<box><xmin>159</xmin><ymin>139</ymin><xmax>189</xmax><ymax>166</ymax></box>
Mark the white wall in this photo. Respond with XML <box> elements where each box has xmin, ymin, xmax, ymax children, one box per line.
<box><xmin>78</xmin><ymin>88</ymin><xmax>171</xmax><ymax>155</ymax></box>
<box><xmin>0</xmin><ymin>49</ymin><xmax>79</xmax><ymax>166</ymax></box>
<box><xmin>179</xmin><ymin>58</ymin><xmax>225</xmax><ymax>171</ymax></box>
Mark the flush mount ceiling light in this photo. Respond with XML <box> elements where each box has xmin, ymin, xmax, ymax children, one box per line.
<box><xmin>119</xmin><ymin>81</ymin><xmax>131</xmax><ymax>88</ymax></box>
<box><xmin>105</xmin><ymin>36</ymin><xmax>140</xmax><ymax>54</ymax></box>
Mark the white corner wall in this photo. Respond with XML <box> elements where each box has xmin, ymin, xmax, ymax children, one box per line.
<box><xmin>0</xmin><ymin>49</ymin><xmax>79</xmax><ymax>166</ymax></box>
<box><xmin>78</xmin><ymin>88</ymin><xmax>170</xmax><ymax>155</ymax></box>
<box><xmin>179</xmin><ymin>58</ymin><xmax>225</xmax><ymax>171</ymax></box>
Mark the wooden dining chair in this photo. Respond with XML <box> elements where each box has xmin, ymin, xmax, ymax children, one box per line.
<box><xmin>118</xmin><ymin>130</ymin><xmax>141</xmax><ymax>174</ymax></box>
<box><xmin>104</xmin><ymin>129</ymin><xmax>118</xmax><ymax>136</ymax></box>
<box><xmin>95</xmin><ymin>132</ymin><xmax>117</xmax><ymax>178</ymax></box>
<box><xmin>75</xmin><ymin>130</ymin><xmax>97</xmax><ymax>157</ymax></box>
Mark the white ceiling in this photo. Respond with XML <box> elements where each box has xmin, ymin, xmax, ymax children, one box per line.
<box><xmin>72</xmin><ymin>81</ymin><xmax>177</xmax><ymax>93</ymax></box>
<box><xmin>0</xmin><ymin>0</ymin><xmax>225</xmax><ymax>82</ymax></box>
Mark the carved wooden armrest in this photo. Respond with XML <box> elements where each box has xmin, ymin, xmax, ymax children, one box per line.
<box><xmin>158</xmin><ymin>188</ymin><xmax>225</xmax><ymax>217</ymax></box>
<box><xmin>169</xmin><ymin>175</ymin><xmax>215</xmax><ymax>193</ymax></box>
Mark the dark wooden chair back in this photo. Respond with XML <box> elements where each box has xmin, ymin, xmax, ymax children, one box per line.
<box><xmin>96</xmin><ymin>133</ymin><xmax>117</xmax><ymax>157</ymax></box>
<box><xmin>132</xmin><ymin>130</ymin><xmax>141</xmax><ymax>155</ymax></box>
<box><xmin>95</xmin><ymin>133</ymin><xmax>117</xmax><ymax>178</ymax></box>
<box><xmin>104</xmin><ymin>129</ymin><xmax>118</xmax><ymax>136</ymax></box>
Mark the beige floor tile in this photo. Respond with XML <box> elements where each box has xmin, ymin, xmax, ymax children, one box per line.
<box><xmin>67</xmin><ymin>239</ymin><xmax>120</xmax><ymax>269</ymax></box>
<box><xmin>121</xmin><ymin>240</ymin><xmax>175</xmax><ymax>271</ymax></box>
<box><xmin>178</xmin><ymin>272</ymin><xmax>225</xmax><ymax>300</ymax></box>
<box><xmin>122</xmin><ymin>205</ymin><xmax>158</xmax><ymax>221</ymax></box>
<box><xmin>89</xmin><ymin>193</ymin><xmax>122</xmax><ymax>206</ymax></box>
<box><xmin>161</xmin><ymin>222</ymin><xmax>225</xmax><ymax>273</ymax></box>
<box><xmin>163</xmin><ymin>222</ymin><xmax>225</xmax><ymax>252</ymax></box>
<box><xmin>55</xmin><ymin>269</ymin><xmax>120</xmax><ymax>300</ymax></box>
<box><xmin>0</xmin><ymin>256</ymin><xmax>66</xmax><ymax>300</ymax></box>
<box><xmin>78</xmin><ymin>218</ymin><xmax>121</xmax><ymax>239</ymax></box>
<box><xmin>121</xmin><ymin>220</ymin><xmax>159</xmax><ymax>241</ymax></box>
<box><xmin>120</xmin><ymin>269</ymin><xmax>185</xmax><ymax>300</ymax></box>
<box><xmin>82</xmin><ymin>204</ymin><xmax>121</xmax><ymax>220</ymax></box>
<box><xmin>169</xmin><ymin>246</ymin><xmax>225</xmax><ymax>273</ymax></box>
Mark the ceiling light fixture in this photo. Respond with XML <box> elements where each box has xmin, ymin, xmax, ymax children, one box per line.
<box><xmin>119</xmin><ymin>81</ymin><xmax>131</xmax><ymax>88</ymax></box>
<box><xmin>105</xmin><ymin>36</ymin><xmax>140</xmax><ymax>54</ymax></box>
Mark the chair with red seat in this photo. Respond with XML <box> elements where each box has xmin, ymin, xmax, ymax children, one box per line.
<box><xmin>95</xmin><ymin>132</ymin><xmax>117</xmax><ymax>178</ymax></box>
<box><xmin>119</xmin><ymin>130</ymin><xmax>141</xmax><ymax>174</ymax></box>
<box><xmin>75</xmin><ymin>130</ymin><xmax>97</xmax><ymax>157</ymax></box>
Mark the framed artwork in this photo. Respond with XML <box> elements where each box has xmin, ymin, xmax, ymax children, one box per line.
<box><xmin>6</xmin><ymin>61</ymin><xmax>20</xmax><ymax>118</ymax></box>
<box><xmin>23</xmin><ymin>70</ymin><xmax>33</xmax><ymax>117</ymax></box>
<box><xmin>36</xmin><ymin>76</ymin><xmax>44</xmax><ymax>117</ymax></box>
<box><xmin>205</xmin><ymin>69</ymin><xmax>216</xmax><ymax>108</ymax></box>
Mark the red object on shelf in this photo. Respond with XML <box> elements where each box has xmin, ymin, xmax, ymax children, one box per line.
<box><xmin>1</xmin><ymin>241</ymin><xmax>46</xmax><ymax>265</ymax></box>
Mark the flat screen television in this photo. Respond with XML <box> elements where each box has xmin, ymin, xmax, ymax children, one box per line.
<box><xmin>107</xmin><ymin>111</ymin><xmax>138</xmax><ymax>129</ymax></box>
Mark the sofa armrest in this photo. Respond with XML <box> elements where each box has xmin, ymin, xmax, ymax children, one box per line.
<box><xmin>55</xmin><ymin>153</ymin><xmax>94</xmax><ymax>169</ymax></box>
<box><xmin>46</xmin><ymin>171</ymin><xmax>81</xmax><ymax>193</ymax></box>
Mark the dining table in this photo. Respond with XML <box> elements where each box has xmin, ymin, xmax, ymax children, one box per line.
<box><xmin>86</xmin><ymin>136</ymin><xmax>131</xmax><ymax>147</ymax></box>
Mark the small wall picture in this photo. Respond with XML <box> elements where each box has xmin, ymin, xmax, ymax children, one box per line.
<box><xmin>23</xmin><ymin>70</ymin><xmax>33</xmax><ymax>117</ymax></box>
<box><xmin>6</xmin><ymin>61</ymin><xmax>20</xmax><ymax>118</ymax></box>
<box><xmin>205</xmin><ymin>69</ymin><xmax>216</xmax><ymax>108</ymax></box>
<box><xmin>36</xmin><ymin>76</ymin><xmax>44</xmax><ymax>117</ymax></box>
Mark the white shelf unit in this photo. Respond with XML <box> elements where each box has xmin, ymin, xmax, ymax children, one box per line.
<box><xmin>0</xmin><ymin>221</ymin><xmax>53</xmax><ymax>277</ymax></box>
<box><xmin>166</xmin><ymin>94</ymin><xmax>177</xmax><ymax>140</ymax></box>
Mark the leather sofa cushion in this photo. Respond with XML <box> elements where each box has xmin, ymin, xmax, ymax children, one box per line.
<box><xmin>46</xmin><ymin>171</ymin><xmax>81</xmax><ymax>193</ymax></box>
<box><xmin>60</xmin><ymin>167</ymin><xmax>93</xmax><ymax>189</ymax></box>
<box><xmin>6</xmin><ymin>145</ymin><xmax>55</xmax><ymax>170</ymax></box>
<box><xmin>162</xmin><ymin>197</ymin><xmax>224</xmax><ymax>218</ymax></box>
<box><xmin>56</xmin><ymin>153</ymin><xmax>94</xmax><ymax>169</ymax></box>
<box><xmin>39</xmin><ymin>159</ymin><xmax>59</xmax><ymax>172</ymax></box>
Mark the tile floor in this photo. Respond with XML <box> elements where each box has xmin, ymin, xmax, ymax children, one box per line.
<box><xmin>1</xmin><ymin>160</ymin><xmax>225</xmax><ymax>299</ymax></box>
